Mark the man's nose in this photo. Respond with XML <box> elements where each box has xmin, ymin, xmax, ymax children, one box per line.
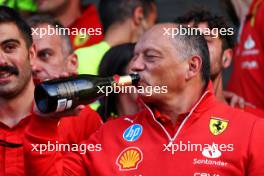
<box><xmin>30</xmin><ymin>59</ymin><xmax>42</xmax><ymax>73</ymax></box>
<box><xmin>0</xmin><ymin>51</ymin><xmax>8</xmax><ymax>66</ymax></box>
<box><xmin>130</xmin><ymin>55</ymin><xmax>145</xmax><ymax>73</ymax></box>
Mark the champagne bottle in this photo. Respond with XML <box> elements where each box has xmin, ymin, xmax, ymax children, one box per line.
<box><xmin>34</xmin><ymin>73</ymin><xmax>140</xmax><ymax>113</ymax></box>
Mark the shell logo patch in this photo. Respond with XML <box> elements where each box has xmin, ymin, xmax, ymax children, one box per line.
<box><xmin>209</xmin><ymin>117</ymin><xmax>229</xmax><ymax>136</ymax></box>
<box><xmin>116</xmin><ymin>147</ymin><xmax>143</xmax><ymax>171</ymax></box>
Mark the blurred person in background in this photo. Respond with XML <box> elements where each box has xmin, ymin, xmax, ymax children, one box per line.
<box><xmin>28</xmin><ymin>14</ymin><xmax>103</xmax><ymax>142</ymax></box>
<box><xmin>227</xmin><ymin>0</ymin><xmax>264</xmax><ymax>110</ymax></box>
<box><xmin>28</xmin><ymin>15</ymin><xmax>78</xmax><ymax>83</ymax></box>
<box><xmin>218</xmin><ymin>0</ymin><xmax>240</xmax><ymax>29</ymax></box>
<box><xmin>76</xmin><ymin>0</ymin><xmax>157</xmax><ymax>110</ymax></box>
<box><xmin>97</xmin><ymin>43</ymin><xmax>140</xmax><ymax>121</ymax></box>
<box><xmin>35</xmin><ymin>0</ymin><xmax>104</xmax><ymax>49</ymax></box>
<box><xmin>0</xmin><ymin>7</ymin><xmax>101</xmax><ymax>175</ymax></box>
<box><xmin>230</xmin><ymin>0</ymin><xmax>253</xmax><ymax>26</ymax></box>
<box><xmin>0</xmin><ymin>0</ymin><xmax>37</xmax><ymax>16</ymax></box>
<box><xmin>76</xmin><ymin>0</ymin><xmax>157</xmax><ymax>76</ymax></box>
<box><xmin>175</xmin><ymin>8</ymin><xmax>264</xmax><ymax>117</ymax></box>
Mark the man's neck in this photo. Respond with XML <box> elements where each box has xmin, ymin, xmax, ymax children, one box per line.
<box><xmin>104</xmin><ymin>22</ymin><xmax>134</xmax><ymax>47</ymax></box>
<box><xmin>117</xmin><ymin>94</ymin><xmax>139</xmax><ymax>116</ymax></box>
<box><xmin>152</xmin><ymin>82</ymin><xmax>205</xmax><ymax>125</ymax></box>
<box><xmin>55</xmin><ymin>1</ymin><xmax>81</xmax><ymax>27</ymax></box>
<box><xmin>0</xmin><ymin>80</ymin><xmax>34</xmax><ymax>128</ymax></box>
<box><xmin>212</xmin><ymin>73</ymin><xmax>226</xmax><ymax>103</ymax></box>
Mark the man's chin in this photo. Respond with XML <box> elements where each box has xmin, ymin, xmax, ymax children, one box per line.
<box><xmin>138</xmin><ymin>93</ymin><xmax>154</xmax><ymax>102</ymax></box>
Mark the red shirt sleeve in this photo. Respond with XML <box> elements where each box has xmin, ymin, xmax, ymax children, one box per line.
<box><xmin>24</xmin><ymin>108</ymin><xmax>102</xmax><ymax>176</ymax></box>
<box><xmin>247</xmin><ymin>119</ymin><xmax>264</xmax><ymax>175</ymax></box>
<box><xmin>58</xmin><ymin>106</ymin><xmax>102</xmax><ymax>144</ymax></box>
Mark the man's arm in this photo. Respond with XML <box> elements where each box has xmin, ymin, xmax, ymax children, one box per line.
<box><xmin>58</xmin><ymin>106</ymin><xmax>103</xmax><ymax>144</ymax></box>
<box><xmin>24</xmin><ymin>114</ymin><xmax>90</xmax><ymax>176</ymax></box>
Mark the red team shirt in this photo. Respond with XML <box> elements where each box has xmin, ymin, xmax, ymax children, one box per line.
<box><xmin>69</xmin><ymin>4</ymin><xmax>104</xmax><ymax>49</ymax></box>
<box><xmin>24</xmin><ymin>83</ymin><xmax>264</xmax><ymax>176</ymax></box>
<box><xmin>0</xmin><ymin>106</ymin><xmax>101</xmax><ymax>175</ymax></box>
<box><xmin>228</xmin><ymin>0</ymin><xmax>264</xmax><ymax>110</ymax></box>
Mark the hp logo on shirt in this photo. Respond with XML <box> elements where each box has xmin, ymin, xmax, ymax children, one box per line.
<box><xmin>123</xmin><ymin>124</ymin><xmax>143</xmax><ymax>142</ymax></box>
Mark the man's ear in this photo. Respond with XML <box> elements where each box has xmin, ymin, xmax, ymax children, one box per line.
<box><xmin>133</xmin><ymin>6</ymin><xmax>144</xmax><ymax>26</ymax></box>
<box><xmin>221</xmin><ymin>48</ymin><xmax>233</xmax><ymax>69</ymax></box>
<box><xmin>186</xmin><ymin>56</ymin><xmax>202</xmax><ymax>81</ymax></box>
<box><xmin>29</xmin><ymin>43</ymin><xmax>36</xmax><ymax>61</ymax></box>
<box><xmin>66</xmin><ymin>53</ymin><xmax>78</xmax><ymax>74</ymax></box>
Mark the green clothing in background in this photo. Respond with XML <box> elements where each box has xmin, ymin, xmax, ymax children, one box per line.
<box><xmin>75</xmin><ymin>41</ymin><xmax>110</xmax><ymax>110</ymax></box>
<box><xmin>76</xmin><ymin>41</ymin><xmax>110</xmax><ymax>75</ymax></box>
<box><xmin>0</xmin><ymin>0</ymin><xmax>37</xmax><ymax>12</ymax></box>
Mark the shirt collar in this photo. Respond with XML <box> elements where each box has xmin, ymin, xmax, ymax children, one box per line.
<box><xmin>139</xmin><ymin>81</ymin><xmax>216</xmax><ymax>122</ymax></box>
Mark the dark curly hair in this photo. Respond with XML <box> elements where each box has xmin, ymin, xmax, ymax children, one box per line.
<box><xmin>174</xmin><ymin>8</ymin><xmax>235</xmax><ymax>50</ymax></box>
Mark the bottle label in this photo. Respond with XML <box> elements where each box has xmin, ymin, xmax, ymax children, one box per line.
<box><xmin>56</xmin><ymin>98</ymin><xmax>67</xmax><ymax>112</ymax></box>
<box><xmin>66</xmin><ymin>99</ymin><xmax>73</xmax><ymax>110</ymax></box>
<box><xmin>56</xmin><ymin>99</ymin><xmax>73</xmax><ymax>112</ymax></box>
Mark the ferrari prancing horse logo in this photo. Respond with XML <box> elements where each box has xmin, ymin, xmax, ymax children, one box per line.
<box><xmin>209</xmin><ymin>117</ymin><xmax>229</xmax><ymax>136</ymax></box>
